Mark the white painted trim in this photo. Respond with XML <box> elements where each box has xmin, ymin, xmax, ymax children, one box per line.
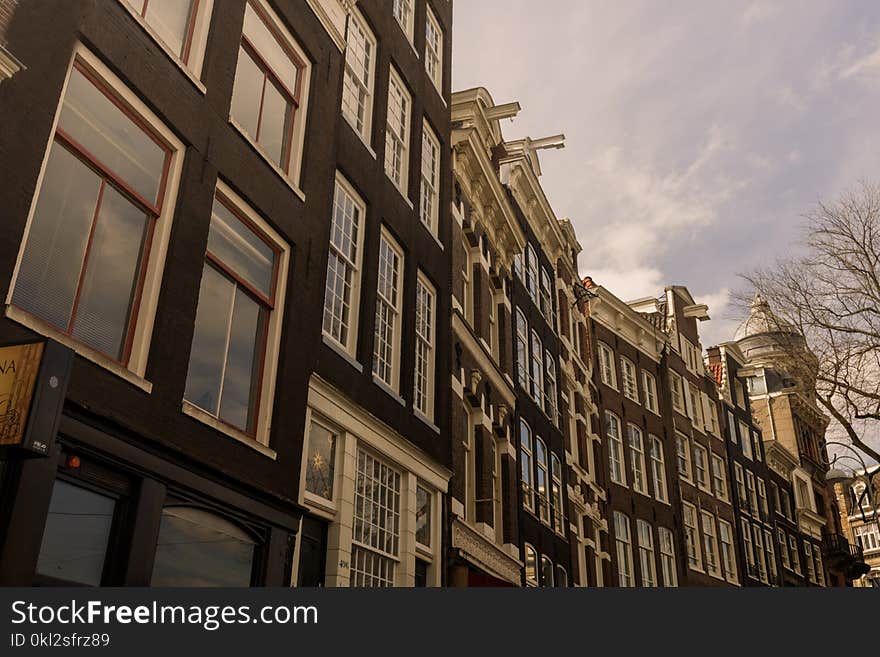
<box><xmin>117</xmin><ymin>0</ymin><xmax>214</xmax><ymax>93</ymax></box>
<box><xmin>182</xmin><ymin>401</ymin><xmax>277</xmax><ymax>459</ymax></box>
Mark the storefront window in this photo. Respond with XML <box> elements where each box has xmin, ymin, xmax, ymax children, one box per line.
<box><xmin>151</xmin><ymin>506</ymin><xmax>256</xmax><ymax>587</ymax></box>
<box><xmin>36</xmin><ymin>479</ymin><xmax>116</xmax><ymax>585</ymax></box>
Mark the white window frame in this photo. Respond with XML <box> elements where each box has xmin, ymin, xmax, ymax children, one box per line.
<box><xmin>649</xmin><ymin>435</ymin><xmax>668</xmax><ymax>503</ymax></box>
<box><xmin>789</xmin><ymin>534</ymin><xmax>801</xmax><ymax>574</ymax></box>
<box><xmin>620</xmin><ymin>356</ymin><xmax>638</xmax><ymax>402</ymax></box>
<box><xmin>6</xmin><ymin>44</ymin><xmax>185</xmax><ymax>394</ymax></box>
<box><xmin>614</xmin><ymin>511</ymin><xmax>634</xmax><ymax>587</ymax></box>
<box><xmin>515</xmin><ymin>309</ymin><xmax>529</xmax><ymax>390</ymax></box>
<box><xmin>520</xmin><ymin>420</ymin><xmax>535</xmax><ymax>512</ymax></box>
<box><xmin>778</xmin><ymin>529</ymin><xmax>791</xmax><ymax>571</ymax></box>
<box><xmin>628</xmin><ymin>424</ymin><xmax>648</xmax><ymax>495</ymax></box>
<box><xmin>711</xmin><ymin>453</ymin><xmax>729</xmax><ymax>502</ymax></box>
<box><xmin>384</xmin><ymin>66</ymin><xmax>411</xmax><ymax>199</ymax></box>
<box><xmin>718</xmin><ymin>519</ymin><xmax>738</xmax><ymax>583</ymax></box>
<box><xmin>746</xmin><ymin>471</ymin><xmax>759</xmax><ymax>518</ymax></box>
<box><xmin>544</xmin><ymin>349</ymin><xmax>558</xmax><ymax>424</ymax></box>
<box><xmin>637</xmin><ymin>519</ymin><xmax>657</xmax><ymax>587</ymax></box>
<box><xmin>598</xmin><ymin>342</ymin><xmax>617</xmax><ymax>389</ymax></box>
<box><xmin>693</xmin><ymin>443</ymin><xmax>710</xmax><ymax>492</ymax></box>
<box><xmin>669</xmin><ymin>370</ymin><xmax>685</xmax><ymax>414</ymax></box>
<box><xmin>419</xmin><ymin>120</ymin><xmax>441</xmax><ymax>237</ymax></box>
<box><xmin>424</xmin><ymin>5</ymin><xmax>443</xmax><ymax>93</ymax></box>
<box><xmin>229</xmin><ymin>0</ymin><xmax>312</xmax><ymax>196</ymax></box>
<box><xmin>676</xmin><ymin>432</ymin><xmax>693</xmax><ymax>482</ymax></box>
<box><xmin>606</xmin><ymin>412</ymin><xmax>625</xmax><ymax>485</ymax></box>
<box><xmin>182</xmin><ymin>181</ymin><xmax>291</xmax><ymax>453</ymax></box>
<box><xmin>683</xmin><ymin>502</ymin><xmax>703</xmax><ymax>571</ymax></box>
<box><xmin>392</xmin><ymin>0</ymin><xmax>415</xmax><ymax>43</ymax></box>
<box><xmin>642</xmin><ymin>371</ymin><xmax>658</xmax><ymax>413</ymax></box>
<box><xmin>322</xmin><ymin>172</ymin><xmax>365</xmax><ymax>357</ymax></box>
<box><xmin>701</xmin><ymin>511</ymin><xmax>721</xmax><ymax>578</ymax></box>
<box><xmin>118</xmin><ymin>0</ymin><xmax>215</xmax><ymax>90</ymax></box>
<box><xmin>765</xmin><ymin>528</ymin><xmax>777</xmax><ymax>582</ymax></box>
<box><xmin>753</xmin><ymin>524</ymin><xmax>768</xmax><ymax>583</ymax></box>
<box><xmin>740</xmin><ymin>420</ymin><xmax>753</xmax><ymax>459</ymax></box>
<box><xmin>757</xmin><ymin>478</ymin><xmax>769</xmax><ymax>519</ymax></box>
<box><xmin>742</xmin><ymin>518</ymin><xmax>756</xmax><ymax>578</ymax></box>
<box><xmin>530</xmin><ymin>330</ymin><xmax>544</xmax><ymax>406</ymax></box>
<box><xmin>658</xmin><ymin>526</ymin><xmax>678</xmax><ymax>587</ymax></box>
<box><xmin>413</xmin><ymin>272</ymin><xmax>436</xmax><ymax>422</ymax></box>
<box><xmin>341</xmin><ymin>5</ymin><xmax>376</xmax><ymax>146</ymax></box>
<box><xmin>372</xmin><ymin>228</ymin><xmax>405</xmax><ymax>393</ymax></box>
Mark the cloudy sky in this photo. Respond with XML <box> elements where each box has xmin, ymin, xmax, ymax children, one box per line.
<box><xmin>452</xmin><ymin>0</ymin><xmax>880</xmax><ymax>348</ymax></box>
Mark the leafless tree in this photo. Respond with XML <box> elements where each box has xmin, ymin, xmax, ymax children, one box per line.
<box><xmin>743</xmin><ymin>180</ymin><xmax>880</xmax><ymax>465</ymax></box>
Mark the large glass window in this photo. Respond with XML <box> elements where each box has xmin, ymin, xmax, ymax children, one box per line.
<box><xmin>152</xmin><ymin>506</ymin><xmax>256</xmax><ymax>586</ymax></box>
<box><xmin>637</xmin><ymin>519</ymin><xmax>656</xmax><ymax>587</ymax></box>
<box><xmin>642</xmin><ymin>371</ymin><xmax>658</xmax><ymax>413</ymax></box>
<box><xmin>711</xmin><ymin>454</ymin><xmax>728</xmax><ymax>501</ymax></box>
<box><xmin>184</xmin><ymin>193</ymin><xmax>281</xmax><ymax>436</ymax></box>
<box><xmin>551</xmin><ymin>453</ymin><xmax>564</xmax><ymax>533</ymax></box>
<box><xmin>701</xmin><ymin>511</ymin><xmax>720</xmax><ymax>577</ymax></box>
<box><xmin>323</xmin><ymin>176</ymin><xmax>364</xmax><ymax>354</ymax></box>
<box><xmin>620</xmin><ymin>357</ymin><xmax>638</xmax><ymax>402</ymax></box>
<box><xmin>544</xmin><ymin>350</ymin><xmax>558</xmax><ymax>423</ymax></box>
<box><xmin>520</xmin><ymin>420</ymin><xmax>534</xmax><ymax>511</ymax></box>
<box><xmin>719</xmin><ymin>520</ymin><xmax>737</xmax><ymax>582</ymax></box>
<box><xmin>230</xmin><ymin>1</ymin><xmax>309</xmax><ymax>178</ymax></box>
<box><xmin>373</xmin><ymin>231</ymin><xmax>404</xmax><ymax>390</ymax></box>
<box><xmin>351</xmin><ymin>450</ymin><xmax>401</xmax><ymax>587</ymax></box>
<box><xmin>614</xmin><ymin>511</ymin><xmax>634</xmax><ymax>587</ymax></box>
<box><xmin>341</xmin><ymin>8</ymin><xmax>375</xmax><ymax>140</ymax></box>
<box><xmin>125</xmin><ymin>0</ymin><xmax>200</xmax><ymax>62</ymax></box>
<box><xmin>414</xmin><ymin>274</ymin><xmax>436</xmax><ymax>420</ymax></box>
<box><xmin>535</xmin><ymin>438</ymin><xmax>550</xmax><ymax>524</ymax></box>
<box><xmin>683</xmin><ymin>502</ymin><xmax>702</xmax><ymax>570</ymax></box>
<box><xmin>649</xmin><ymin>436</ymin><xmax>668</xmax><ymax>503</ymax></box>
<box><xmin>36</xmin><ymin>480</ymin><xmax>116</xmax><ymax>585</ymax></box>
<box><xmin>658</xmin><ymin>526</ymin><xmax>678</xmax><ymax>586</ymax></box>
<box><xmin>305</xmin><ymin>420</ymin><xmax>336</xmax><ymax>501</ymax></box>
<box><xmin>605</xmin><ymin>412</ymin><xmax>624</xmax><ymax>485</ymax></box>
<box><xmin>12</xmin><ymin>62</ymin><xmax>171</xmax><ymax>362</ymax></box>
<box><xmin>530</xmin><ymin>331</ymin><xmax>543</xmax><ymax>405</ymax></box>
<box><xmin>415</xmin><ymin>485</ymin><xmax>431</xmax><ymax>548</ymax></box>
<box><xmin>392</xmin><ymin>0</ymin><xmax>414</xmax><ymax>41</ymax></box>
<box><xmin>628</xmin><ymin>424</ymin><xmax>647</xmax><ymax>495</ymax></box>
<box><xmin>419</xmin><ymin>121</ymin><xmax>441</xmax><ymax>235</ymax></box>
<box><xmin>424</xmin><ymin>6</ymin><xmax>443</xmax><ymax>91</ymax></box>
<box><xmin>515</xmin><ymin>310</ymin><xmax>528</xmax><ymax>390</ymax></box>
<box><xmin>385</xmin><ymin>67</ymin><xmax>411</xmax><ymax>194</ymax></box>
<box><xmin>598</xmin><ymin>342</ymin><xmax>616</xmax><ymax>388</ymax></box>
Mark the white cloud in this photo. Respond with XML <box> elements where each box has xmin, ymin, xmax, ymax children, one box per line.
<box><xmin>694</xmin><ymin>288</ymin><xmax>739</xmax><ymax>347</ymax></box>
<box><xmin>840</xmin><ymin>42</ymin><xmax>880</xmax><ymax>79</ymax></box>
<box><xmin>584</xmin><ymin>266</ymin><xmax>664</xmax><ymax>303</ymax></box>
<box><xmin>742</xmin><ymin>2</ymin><xmax>779</xmax><ymax>26</ymax></box>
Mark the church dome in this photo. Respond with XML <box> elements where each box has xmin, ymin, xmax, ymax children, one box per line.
<box><xmin>733</xmin><ymin>293</ymin><xmax>798</xmax><ymax>342</ymax></box>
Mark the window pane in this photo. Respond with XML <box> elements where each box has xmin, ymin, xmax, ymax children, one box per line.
<box><xmin>242</xmin><ymin>2</ymin><xmax>298</xmax><ymax>92</ymax></box>
<box><xmin>230</xmin><ymin>46</ymin><xmax>264</xmax><ymax>141</ymax></box>
<box><xmin>416</xmin><ymin>486</ymin><xmax>431</xmax><ymax>547</ymax></box>
<box><xmin>143</xmin><ymin>0</ymin><xmax>195</xmax><ymax>58</ymax></box>
<box><xmin>185</xmin><ymin>264</ymin><xmax>235</xmax><ymax>415</ymax></box>
<box><xmin>257</xmin><ymin>77</ymin><xmax>292</xmax><ymax>168</ymax></box>
<box><xmin>58</xmin><ymin>67</ymin><xmax>166</xmax><ymax>204</ymax></box>
<box><xmin>305</xmin><ymin>423</ymin><xmax>336</xmax><ymax>500</ymax></box>
<box><xmin>151</xmin><ymin>506</ymin><xmax>255</xmax><ymax>587</ymax></box>
<box><xmin>208</xmin><ymin>199</ymin><xmax>276</xmax><ymax>299</ymax></box>
<box><xmin>218</xmin><ymin>287</ymin><xmax>264</xmax><ymax>432</ymax></box>
<box><xmin>13</xmin><ymin>144</ymin><xmax>100</xmax><ymax>331</ymax></box>
<box><xmin>71</xmin><ymin>184</ymin><xmax>149</xmax><ymax>359</ymax></box>
<box><xmin>36</xmin><ymin>480</ymin><xmax>115</xmax><ymax>585</ymax></box>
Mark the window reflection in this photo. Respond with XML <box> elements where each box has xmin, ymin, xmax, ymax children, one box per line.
<box><xmin>151</xmin><ymin>506</ymin><xmax>256</xmax><ymax>587</ymax></box>
<box><xmin>36</xmin><ymin>480</ymin><xmax>116</xmax><ymax>585</ymax></box>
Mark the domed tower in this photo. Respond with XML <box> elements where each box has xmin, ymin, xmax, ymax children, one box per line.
<box><xmin>735</xmin><ymin>295</ymin><xmax>849</xmax><ymax>584</ymax></box>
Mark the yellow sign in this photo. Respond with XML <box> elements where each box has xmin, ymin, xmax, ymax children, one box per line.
<box><xmin>0</xmin><ymin>342</ymin><xmax>44</xmax><ymax>446</ymax></box>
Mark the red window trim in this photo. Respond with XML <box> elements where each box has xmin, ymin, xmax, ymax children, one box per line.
<box><xmin>14</xmin><ymin>58</ymin><xmax>173</xmax><ymax>366</ymax></box>
<box><xmin>193</xmin><ymin>190</ymin><xmax>283</xmax><ymax>439</ymax></box>
<box><xmin>238</xmin><ymin>0</ymin><xmax>306</xmax><ymax>174</ymax></box>
<box><xmin>135</xmin><ymin>0</ymin><xmax>203</xmax><ymax>65</ymax></box>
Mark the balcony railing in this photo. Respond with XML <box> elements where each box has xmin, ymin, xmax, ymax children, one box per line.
<box><xmin>824</xmin><ymin>533</ymin><xmax>871</xmax><ymax>580</ymax></box>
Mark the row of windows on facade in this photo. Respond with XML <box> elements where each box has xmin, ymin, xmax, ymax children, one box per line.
<box><xmin>523</xmin><ymin>545</ymin><xmax>568</xmax><ymax>587</ymax></box>
<box><xmin>119</xmin><ymin>0</ymin><xmax>446</xmax><ymax>237</ymax></box>
<box><xmin>515</xmin><ymin>309</ymin><xmax>559</xmax><ymax>425</ymax></box>
<box><xmin>519</xmin><ymin>420</ymin><xmax>566</xmax><ymax>535</ymax></box>
<box><xmin>12</xmin><ymin>34</ymin><xmax>439</xmax><ymax>456</ymax></box>
<box><xmin>613</xmin><ymin>512</ymin><xmax>678</xmax><ymax>587</ymax></box>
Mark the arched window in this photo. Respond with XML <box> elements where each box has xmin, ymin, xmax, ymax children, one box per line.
<box><xmin>541</xmin><ymin>555</ymin><xmax>554</xmax><ymax>587</ymax></box>
<box><xmin>520</xmin><ymin>420</ymin><xmax>534</xmax><ymax>511</ymax></box>
<box><xmin>551</xmin><ymin>453</ymin><xmax>564</xmax><ymax>532</ymax></box>
<box><xmin>151</xmin><ymin>506</ymin><xmax>257</xmax><ymax>587</ymax></box>
<box><xmin>556</xmin><ymin>565</ymin><xmax>568</xmax><ymax>588</ymax></box>
<box><xmin>524</xmin><ymin>544</ymin><xmax>538</xmax><ymax>586</ymax></box>
<box><xmin>536</xmin><ymin>438</ymin><xmax>549</xmax><ymax>523</ymax></box>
